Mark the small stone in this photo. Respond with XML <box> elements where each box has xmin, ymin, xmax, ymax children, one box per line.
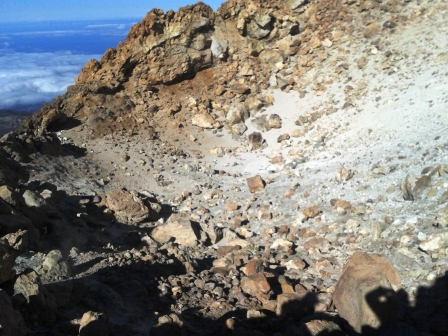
<box><xmin>0</xmin><ymin>185</ymin><xmax>20</xmax><ymax>207</ymax></box>
<box><xmin>42</xmin><ymin>250</ymin><xmax>71</xmax><ymax>277</ymax></box>
<box><xmin>336</xmin><ymin>167</ymin><xmax>354</xmax><ymax>182</ymax></box>
<box><xmin>285</xmin><ymin>259</ymin><xmax>306</xmax><ymax>271</ymax></box>
<box><xmin>243</xmin><ymin>258</ymin><xmax>264</xmax><ymax>275</ymax></box>
<box><xmin>120</xmin><ymin>152</ymin><xmax>130</xmax><ymax>162</ymax></box>
<box><xmin>277</xmin><ymin>133</ymin><xmax>290</xmax><ymax>142</ymax></box>
<box><xmin>291</xmin><ymin>128</ymin><xmax>305</xmax><ymax>137</ymax></box>
<box><xmin>268</xmin><ymin>114</ymin><xmax>282</xmax><ymax>128</ymax></box>
<box><xmin>284</xmin><ymin>189</ymin><xmax>293</xmax><ymax>198</ymax></box>
<box><xmin>437</xmin><ymin>207</ymin><xmax>448</xmax><ymax>226</ymax></box>
<box><xmin>248</xmin><ymin>132</ymin><xmax>264</xmax><ymax>151</ymax></box>
<box><xmin>270</xmin><ymin>238</ymin><xmax>293</xmax><ymax>252</ymax></box>
<box><xmin>363</xmin><ymin>22</ymin><xmax>381</xmax><ymax>38</ymax></box>
<box><xmin>258</xmin><ymin>208</ymin><xmax>272</xmax><ymax>220</ymax></box>
<box><xmin>106</xmin><ymin>188</ymin><xmax>159</xmax><ymax>224</ymax></box>
<box><xmin>297</xmin><ymin>320</ymin><xmax>345</xmax><ymax>336</ymax></box>
<box><xmin>192</xmin><ymin>113</ymin><xmax>215</xmax><ymax>129</ymax></box>
<box><xmin>225</xmin><ymin>202</ymin><xmax>238</xmax><ymax>211</ymax></box>
<box><xmin>247</xmin><ymin>175</ymin><xmax>265</xmax><ymax>193</ymax></box>
<box><xmin>302</xmin><ymin>205</ymin><xmax>320</xmax><ymax>218</ymax></box>
<box><xmin>322</xmin><ymin>39</ymin><xmax>333</xmax><ymax>48</ymax></box>
<box><xmin>79</xmin><ymin>311</ymin><xmax>112</xmax><ymax>336</ymax></box>
<box><xmin>241</xmin><ymin>273</ymin><xmax>271</xmax><ymax>301</ymax></box>
<box><xmin>278</xmin><ymin>275</ymin><xmax>295</xmax><ymax>293</ymax></box>
<box><xmin>419</xmin><ymin>231</ymin><xmax>448</xmax><ymax>252</ymax></box>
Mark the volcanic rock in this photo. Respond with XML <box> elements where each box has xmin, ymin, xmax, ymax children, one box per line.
<box><xmin>333</xmin><ymin>252</ymin><xmax>401</xmax><ymax>333</ymax></box>
<box><xmin>246</xmin><ymin>175</ymin><xmax>265</xmax><ymax>193</ymax></box>
<box><xmin>150</xmin><ymin>218</ymin><xmax>201</xmax><ymax>247</ymax></box>
<box><xmin>106</xmin><ymin>188</ymin><xmax>158</xmax><ymax>224</ymax></box>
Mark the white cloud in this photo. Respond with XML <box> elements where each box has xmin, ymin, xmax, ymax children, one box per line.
<box><xmin>0</xmin><ymin>51</ymin><xmax>101</xmax><ymax>111</ymax></box>
<box><xmin>86</xmin><ymin>23</ymin><xmax>128</xmax><ymax>30</ymax></box>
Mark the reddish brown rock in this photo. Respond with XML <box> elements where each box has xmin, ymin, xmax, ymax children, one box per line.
<box><xmin>247</xmin><ymin>175</ymin><xmax>265</xmax><ymax>193</ymax></box>
<box><xmin>332</xmin><ymin>199</ymin><xmax>353</xmax><ymax>210</ymax></box>
<box><xmin>241</xmin><ymin>273</ymin><xmax>271</xmax><ymax>301</ymax></box>
<box><xmin>243</xmin><ymin>258</ymin><xmax>264</xmax><ymax>275</ymax></box>
<box><xmin>333</xmin><ymin>252</ymin><xmax>401</xmax><ymax>333</ymax></box>
<box><xmin>278</xmin><ymin>275</ymin><xmax>295</xmax><ymax>293</ymax></box>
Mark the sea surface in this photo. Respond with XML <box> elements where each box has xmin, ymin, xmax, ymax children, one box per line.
<box><xmin>0</xmin><ymin>18</ymin><xmax>138</xmax><ymax>112</ymax></box>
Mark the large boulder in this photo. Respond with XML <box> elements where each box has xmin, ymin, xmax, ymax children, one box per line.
<box><xmin>106</xmin><ymin>188</ymin><xmax>159</xmax><ymax>224</ymax></box>
<box><xmin>333</xmin><ymin>252</ymin><xmax>401</xmax><ymax>333</ymax></box>
<box><xmin>150</xmin><ymin>218</ymin><xmax>201</xmax><ymax>247</ymax></box>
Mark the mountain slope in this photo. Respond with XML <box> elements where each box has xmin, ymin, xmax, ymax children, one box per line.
<box><xmin>0</xmin><ymin>0</ymin><xmax>448</xmax><ymax>335</ymax></box>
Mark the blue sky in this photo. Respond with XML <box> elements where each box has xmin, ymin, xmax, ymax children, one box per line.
<box><xmin>0</xmin><ymin>0</ymin><xmax>223</xmax><ymax>22</ymax></box>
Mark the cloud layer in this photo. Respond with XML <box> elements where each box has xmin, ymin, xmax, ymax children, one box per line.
<box><xmin>0</xmin><ymin>51</ymin><xmax>100</xmax><ymax>111</ymax></box>
<box><xmin>0</xmin><ymin>19</ymin><xmax>136</xmax><ymax>112</ymax></box>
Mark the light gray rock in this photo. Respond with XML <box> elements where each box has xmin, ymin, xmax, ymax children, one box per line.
<box><xmin>42</xmin><ymin>249</ymin><xmax>71</xmax><ymax>277</ymax></box>
<box><xmin>211</xmin><ymin>36</ymin><xmax>228</xmax><ymax>59</ymax></box>
<box><xmin>151</xmin><ymin>218</ymin><xmax>201</xmax><ymax>247</ymax></box>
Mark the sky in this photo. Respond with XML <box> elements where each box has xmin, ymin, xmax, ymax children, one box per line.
<box><xmin>0</xmin><ymin>0</ymin><xmax>223</xmax><ymax>22</ymax></box>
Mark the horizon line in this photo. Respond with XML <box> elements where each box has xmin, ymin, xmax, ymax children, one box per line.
<box><xmin>0</xmin><ymin>16</ymin><xmax>146</xmax><ymax>24</ymax></box>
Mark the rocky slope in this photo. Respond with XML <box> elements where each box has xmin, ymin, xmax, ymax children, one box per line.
<box><xmin>1</xmin><ymin>0</ymin><xmax>448</xmax><ymax>335</ymax></box>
